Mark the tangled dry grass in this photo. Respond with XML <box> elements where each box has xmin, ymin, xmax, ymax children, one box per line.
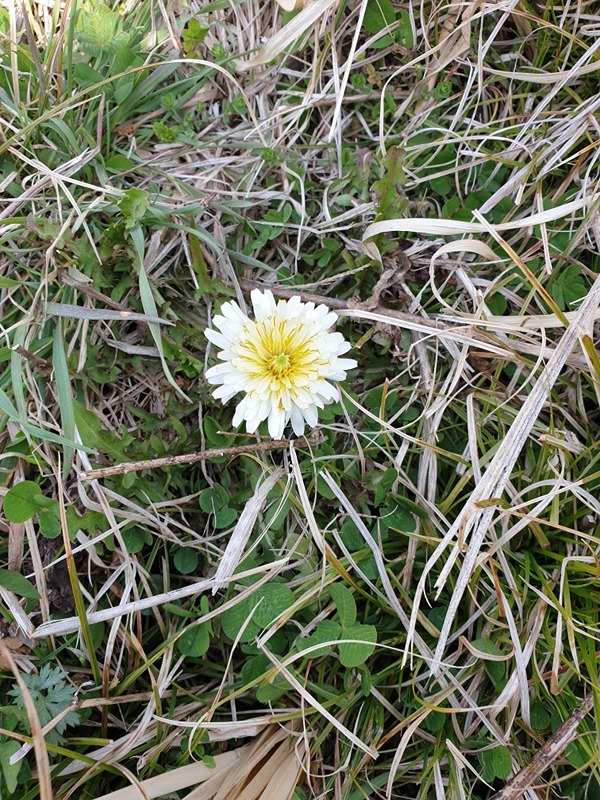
<box><xmin>0</xmin><ymin>0</ymin><xmax>599</xmax><ymax>798</ymax></box>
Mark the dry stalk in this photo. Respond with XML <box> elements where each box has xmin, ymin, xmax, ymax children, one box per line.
<box><xmin>80</xmin><ymin>436</ymin><xmax>317</xmax><ymax>480</ymax></box>
<box><xmin>491</xmin><ymin>693</ymin><xmax>595</xmax><ymax>800</ymax></box>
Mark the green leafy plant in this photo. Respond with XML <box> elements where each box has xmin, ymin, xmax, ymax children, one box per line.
<box><xmin>7</xmin><ymin>665</ymin><xmax>81</xmax><ymax>745</ymax></box>
<box><xmin>372</xmin><ymin>146</ymin><xmax>408</xmax><ymax>222</ymax></box>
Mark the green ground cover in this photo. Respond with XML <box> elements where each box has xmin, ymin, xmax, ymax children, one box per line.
<box><xmin>0</xmin><ymin>1</ymin><xmax>599</xmax><ymax>798</ymax></box>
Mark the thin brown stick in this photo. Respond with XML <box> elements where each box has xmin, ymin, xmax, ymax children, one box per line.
<box><xmin>238</xmin><ymin>278</ymin><xmax>425</xmax><ymax>321</ymax></box>
<box><xmin>80</xmin><ymin>437</ymin><xmax>312</xmax><ymax>480</ymax></box>
<box><xmin>491</xmin><ymin>693</ymin><xmax>594</xmax><ymax>800</ymax></box>
<box><xmin>13</xmin><ymin>345</ymin><xmax>52</xmax><ymax>371</ymax></box>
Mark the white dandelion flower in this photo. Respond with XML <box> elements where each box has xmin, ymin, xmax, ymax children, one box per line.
<box><xmin>205</xmin><ymin>289</ymin><xmax>357</xmax><ymax>439</ymax></box>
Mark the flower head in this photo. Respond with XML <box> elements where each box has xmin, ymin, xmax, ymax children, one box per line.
<box><xmin>205</xmin><ymin>290</ymin><xmax>356</xmax><ymax>439</ymax></box>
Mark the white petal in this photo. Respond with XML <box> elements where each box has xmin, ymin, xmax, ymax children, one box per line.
<box><xmin>221</xmin><ymin>301</ymin><xmax>249</xmax><ymax>325</ymax></box>
<box><xmin>245</xmin><ymin>419</ymin><xmax>259</xmax><ymax>434</ymax></box>
<box><xmin>232</xmin><ymin>397</ymin><xmax>248</xmax><ymax>427</ymax></box>
<box><xmin>212</xmin><ymin>384</ymin><xmax>241</xmax><ymax>402</ymax></box>
<box><xmin>283</xmin><ymin>295</ymin><xmax>302</xmax><ymax>319</ymax></box>
<box><xmin>290</xmin><ymin>405</ymin><xmax>306</xmax><ymax>436</ymax></box>
<box><xmin>316</xmin><ymin>381</ymin><xmax>339</xmax><ymax>402</ymax></box>
<box><xmin>204</xmin><ymin>328</ymin><xmax>229</xmax><ymax>349</ymax></box>
<box><xmin>268</xmin><ymin>408</ymin><xmax>287</xmax><ymax>439</ymax></box>
<box><xmin>205</xmin><ymin>364</ymin><xmax>232</xmax><ymax>383</ymax></box>
<box><xmin>302</xmin><ymin>403</ymin><xmax>319</xmax><ymax>428</ymax></box>
<box><xmin>251</xmin><ymin>289</ymin><xmax>276</xmax><ymax>320</ymax></box>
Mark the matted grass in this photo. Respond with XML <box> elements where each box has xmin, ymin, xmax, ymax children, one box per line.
<box><xmin>0</xmin><ymin>1</ymin><xmax>599</xmax><ymax>798</ymax></box>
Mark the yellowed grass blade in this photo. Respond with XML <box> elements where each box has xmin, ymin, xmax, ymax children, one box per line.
<box><xmin>94</xmin><ymin>750</ymin><xmax>242</xmax><ymax>800</ymax></box>
<box><xmin>184</xmin><ymin>726</ymin><xmax>305</xmax><ymax>800</ymax></box>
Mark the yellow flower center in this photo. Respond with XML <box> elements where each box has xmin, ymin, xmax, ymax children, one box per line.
<box><xmin>268</xmin><ymin>353</ymin><xmax>291</xmax><ymax>376</ymax></box>
<box><xmin>233</xmin><ymin>317</ymin><xmax>322</xmax><ymax>400</ymax></box>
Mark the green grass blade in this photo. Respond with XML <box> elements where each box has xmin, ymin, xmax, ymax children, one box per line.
<box><xmin>52</xmin><ymin>321</ymin><xmax>76</xmax><ymax>478</ymax></box>
<box><xmin>129</xmin><ymin>224</ymin><xmax>191</xmax><ymax>402</ymax></box>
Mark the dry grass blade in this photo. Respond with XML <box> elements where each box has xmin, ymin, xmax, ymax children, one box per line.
<box><xmin>420</xmin><ymin>273</ymin><xmax>600</xmax><ymax>674</ymax></box>
<box><xmin>31</xmin><ymin>561</ymin><xmax>288</xmax><ymax>639</ymax></box>
<box><xmin>93</xmin><ymin>749</ymin><xmax>241</xmax><ymax>800</ymax></box>
<box><xmin>237</xmin><ymin>0</ymin><xmax>339</xmax><ymax>70</ymax></box>
<box><xmin>0</xmin><ymin>639</ymin><xmax>52</xmax><ymax>800</ymax></box>
<box><xmin>212</xmin><ymin>467</ymin><xmax>285</xmax><ymax>592</ymax></box>
<box><xmin>211</xmin><ymin>724</ymin><xmax>304</xmax><ymax>800</ymax></box>
<box><xmin>363</xmin><ymin>192</ymin><xmax>600</xmax><ymax>238</ymax></box>
<box><xmin>45</xmin><ymin>303</ymin><xmax>173</xmax><ymax>326</ymax></box>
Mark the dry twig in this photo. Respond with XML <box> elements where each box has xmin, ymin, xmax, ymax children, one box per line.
<box><xmin>491</xmin><ymin>694</ymin><xmax>594</xmax><ymax>799</ymax></box>
<box><xmin>80</xmin><ymin>436</ymin><xmax>317</xmax><ymax>480</ymax></box>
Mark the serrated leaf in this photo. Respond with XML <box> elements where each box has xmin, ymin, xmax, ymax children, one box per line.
<box><xmin>329</xmin><ymin>584</ymin><xmax>356</xmax><ymax>627</ymax></box>
<box><xmin>183</xmin><ymin>18</ymin><xmax>209</xmax><ymax>56</ymax></box>
<box><xmin>153</xmin><ymin>121</ymin><xmax>178</xmax><ymax>142</ymax></box>
<box><xmin>8</xmin><ymin>664</ymin><xmax>80</xmax><ymax>743</ymax></box>
<box><xmin>372</xmin><ymin>146</ymin><xmax>407</xmax><ymax>222</ymax></box>
<box><xmin>338</xmin><ymin>624</ymin><xmax>377</xmax><ymax>668</ymax></box>
<box><xmin>76</xmin><ymin>5</ymin><xmax>122</xmax><ymax>50</ymax></box>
